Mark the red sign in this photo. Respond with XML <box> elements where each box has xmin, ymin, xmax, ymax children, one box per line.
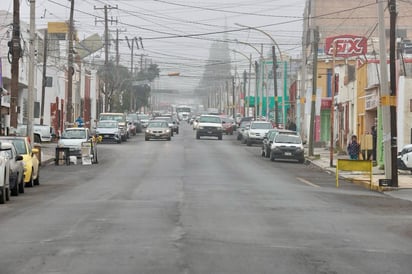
<box><xmin>321</xmin><ymin>98</ymin><xmax>332</xmax><ymax>109</ymax></box>
<box><xmin>325</xmin><ymin>35</ymin><xmax>367</xmax><ymax>58</ymax></box>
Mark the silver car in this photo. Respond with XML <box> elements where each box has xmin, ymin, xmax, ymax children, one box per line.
<box><xmin>96</xmin><ymin>120</ymin><xmax>122</xmax><ymax>143</ymax></box>
<box><xmin>0</xmin><ymin>142</ymin><xmax>24</xmax><ymax>196</ymax></box>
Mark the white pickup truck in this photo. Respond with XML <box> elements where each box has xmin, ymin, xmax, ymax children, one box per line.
<box><xmin>16</xmin><ymin>124</ymin><xmax>55</xmax><ymax>143</ymax></box>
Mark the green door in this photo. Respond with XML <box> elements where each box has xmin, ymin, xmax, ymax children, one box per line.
<box><xmin>321</xmin><ymin>110</ymin><xmax>331</xmax><ymax>143</ymax></box>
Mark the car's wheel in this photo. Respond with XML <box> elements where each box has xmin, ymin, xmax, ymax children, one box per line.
<box><xmin>19</xmin><ymin>177</ymin><xmax>24</xmax><ymax>193</ymax></box>
<box><xmin>237</xmin><ymin>134</ymin><xmax>241</xmax><ymax>141</ymax></box>
<box><xmin>11</xmin><ymin>177</ymin><xmax>18</xmax><ymax>196</ymax></box>
<box><xmin>218</xmin><ymin>134</ymin><xmax>222</xmax><ymax>140</ymax></box>
<box><xmin>196</xmin><ymin>133</ymin><xmax>200</xmax><ymax>140</ymax></box>
<box><xmin>167</xmin><ymin>136</ymin><xmax>171</xmax><ymax>141</ymax></box>
<box><xmin>266</xmin><ymin>149</ymin><xmax>270</xmax><ymax>158</ymax></box>
<box><xmin>298</xmin><ymin>158</ymin><xmax>305</xmax><ymax>164</ymax></box>
<box><xmin>34</xmin><ymin>171</ymin><xmax>40</xmax><ymax>186</ymax></box>
<box><xmin>26</xmin><ymin>171</ymin><xmax>34</xmax><ymax>188</ymax></box>
<box><xmin>261</xmin><ymin>150</ymin><xmax>265</xmax><ymax>157</ymax></box>
<box><xmin>0</xmin><ymin>187</ymin><xmax>5</xmax><ymax>204</ymax></box>
<box><xmin>145</xmin><ymin>137</ymin><xmax>149</xmax><ymax>141</ymax></box>
<box><xmin>270</xmin><ymin>152</ymin><xmax>275</xmax><ymax>162</ymax></box>
<box><xmin>246</xmin><ymin>139</ymin><xmax>252</xmax><ymax>146</ymax></box>
<box><xmin>241</xmin><ymin>137</ymin><xmax>246</xmax><ymax>144</ymax></box>
<box><xmin>176</xmin><ymin>129</ymin><xmax>179</xmax><ymax>134</ymax></box>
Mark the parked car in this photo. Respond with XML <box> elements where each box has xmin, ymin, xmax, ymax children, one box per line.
<box><xmin>192</xmin><ymin>115</ymin><xmax>201</xmax><ymax>130</ymax></box>
<box><xmin>398</xmin><ymin>144</ymin><xmax>412</xmax><ymax>173</ymax></box>
<box><xmin>222</xmin><ymin>116</ymin><xmax>236</xmax><ymax>135</ymax></box>
<box><xmin>244</xmin><ymin>121</ymin><xmax>273</xmax><ymax>146</ymax></box>
<box><xmin>269</xmin><ymin>133</ymin><xmax>305</xmax><ymax>163</ymax></box>
<box><xmin>0</xmin><ymin>142</ymin><xmax>24</xmax><ymax>196</ymax></box>
<box><xmin>137</xmin><ymin>113</ymin><xmax>151</xmax><ymax>128</ymax></box>
<box><xmin>261</xmin><ymin>129</ymin><xmax>298</xmax><ymax>158</ymax></box>
<box><xmin>196</xmin><ymin>115</ymin><xmax>223</xmax><ymax>140</ymax></box>
<box><xmin>145</xmin><ymin>120</ymin><xmax>172</xmax><ymax>141</ymax></box>
<box><xmin>237</xmin><ymin>121</ymin><xmax>251</xmax><ymax>142</ymax></box>
<box><xmin>99</xmin><ymin>113</ymin><xmax>128</xmax><ymax>141</ymax></box>
<box><xmin>238</xmin><ymin>116</ymin><xmax>253</xmax><ymax>126</ymax></box>
<box><xmin>0</xmin><ymin>155</ymin><xmax>10</xmax><ymax>204</ymax></box>
<box><xmin>127</xmin><ymin>113</ymin><xmax>142</xmax><ymax>134</ymax></box>
<box><xmin>96</xmin><ymin>120</ymin><xmax>122</xmax><ymax>143</ymax></box>
<box><xmin>58</xmin><ymin>128</ymin><xmax>91</xmax><ymax>157</ymax></box>
<box><xmin>0</xmin><ymin>136</ymin><xmax>40</xmax><ymax>187</ymax></box>
<box><xmin>16</xmin><ymin>124</ymin><xmax>55</xmax><ymax>143</ymax></box>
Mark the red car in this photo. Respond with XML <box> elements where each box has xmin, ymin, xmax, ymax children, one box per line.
<box><xmin>222</xmin><ymin>117</ymin><xmax>236</xmax><ymax>135</ymax></box>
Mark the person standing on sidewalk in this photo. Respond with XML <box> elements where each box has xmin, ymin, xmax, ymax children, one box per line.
<box><xmin>347</xmin><ymin>135</ymin><xmax>361</xmax><ymax>160</ymax></box>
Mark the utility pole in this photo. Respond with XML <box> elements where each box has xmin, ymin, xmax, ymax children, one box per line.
<box><xmin>27</xmin><ymin>0</ymin><xmax>35</xmax><ymax>142</ymax></box>
<box><xmin>329</xmin><ymin>42</ymin><xmax>337</xmax><ymax>167</ymax></box>
<box><xmin>95</xmin><ymin>5</ymin><xmax>117</xmax><ymax>112</ymax></box>
<box><xmin>255</xmin><ymin>61</ymin><xmax>259</xmax><ymax>119</ymax></box>
<box><xmin>388</xmin><ymin>0</ymin><xmax>398</xmax><ymax>187</ymax></box>
<box><xmin>10</xmin><ymin>0</ymin><xmax>21</xmax><ymax>131</ymax></box>
<box><xmin>66</xmin><ymin>0</ymin><xmax>74</xmax><ymax>124</ymax></box>
<box><xmin>377</xmin><ymin>0</ymin><xmax>393</xmax><ymax>181</ymax></box>
<box><xmin>272</xmin><ymin>45</ymin><xmax>278</xmax><ymax>127</ymax></box>
<box><xmin>248</xmin><ymin>53</ymin><xmax>252</xmax><ymax>117</ymax></box>
<box><xmin>40</xmin><ymin>30</ymin><xmax>48</xmax><ymax>125</ymax></box>
<box><xmin>232</xmin><ymin>76</ymin><xmax>236</xmax><ymax>119</ymax></box>
<box><xmin>308</xmin><ymin>27</ymin><xmax>319</xmax><ymax>156</ymax></box>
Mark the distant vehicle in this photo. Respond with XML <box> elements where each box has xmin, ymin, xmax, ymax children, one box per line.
<box><xmin>237</xmin><ymin>121</ymin><xmax>251</xmax><ymax>141</ymax></box>
<box><xmin>96</xmin><ymin>120</ymin><xmax>122</xmax><ymax>144</ymax></box>
<box><xmin>126</xmin><ymin>113</ymin><xmax>142</xmax><ymax>134</ymax></box>
<box><xmin>137</xmin><ymin>113</ymin><xmax>151</xmax><ymax>128</ymax></box>
<box><xmin>176</xmin><ymin>105</ymin><xmax>192</xmax><ymax>121</ymax></box>
<box><xmin>270</xmin><ymin>134</ymin><xmax>305</xmax><ymax>163</ymax></box>
<box><xmin>16</xmin><ymin>124</ymin><xmax>54</xmax><ymax>143</ymax></box>
<box><xmin>99</xmin><ymin>113</ymin><xmax>128</xmax><ymax>141</ymax></box>
<box><xmin>0</xmin><ymin>142</ymin><xmax>24</xmax><ymax>196</ymax></box>
<box><xmin>207</xmin><ymin>108</ymin><xmax>220</xmax><ymax>115</ymax></box>
<box><xmin>221</xmin><ymin>116</ymin><xmax>235</xmax><ymax>135</ymax></box>
<box><xmin>238</xmin><ymin>116</ymin><xmax>253</xmax><ymax>126</ymax></box>
<box><xmin>0</xmin><ymin>136</ymin><xmax>40</xmax><ymax>187</ymax></box>
<box><xmin>244</xmin><ymin>121</ymin><xmax>273</xmax><ymax>146</ymax></box>
<box><xmin>145</xmin><ymin>121</ymin><xmax>172</xmax><ymax>141</ymax></box>
<box><xmin>154</xmin><ymin>116</ymin><xmax>179</xmax><ymax>135</ymax></box>
<box><xmin>398</xmin><ymin>144</ymin><xmax>412</xmax><ymax>173</ymax></box>
<box><xmin>196</xmin><ymin>115</ymin><xmax>223</xmax><ymax>140</ymax></box>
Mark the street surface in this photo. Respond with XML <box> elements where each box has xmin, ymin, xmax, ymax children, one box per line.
<box><xmin>0</xmin><ymin>124</ymin><xmax>411</xmax><ymax>274</ymax></box>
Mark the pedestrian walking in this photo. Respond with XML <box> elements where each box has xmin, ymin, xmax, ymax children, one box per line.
<box><xmin>347</xmin><ymin>135</ymin><xmax>360</xmax><ymax>160</ymax></box>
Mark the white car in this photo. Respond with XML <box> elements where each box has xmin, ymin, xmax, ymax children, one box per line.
<box><xmin>244</xmin><ymin>121</ymin><xmax>273</xmax><ymax>146</ymax></box>
<box><xmin>0</xmin><ymin>142</ymin><xmax>24</xmax><ymax>196</ymax></box>
<box><xmin>58</xmin><ymin>128</ymin><xmax>92</xmax><ymax>158</ymax></box>
<box><xmin>0</xmin><ymin>152</ymin><xmax>10</xmax><ymax>204</ymax></box>
<box><xmin>398</xmin><ymin>144</ymin><xmax>412</xmax><ymax>173</ymax></box>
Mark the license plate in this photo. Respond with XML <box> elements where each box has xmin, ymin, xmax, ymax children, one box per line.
<box><xmin>285</xmin><ymin>152</ymin><xmax>292</xmax><ymax>156</ymax></box>
<box><xmin>155</xmin><ymin>133</ymin><xmax>160</xmax><ymax>136</ymax></box>
<box><xmin>104</xmin><ymin>135</ymin><xmax>109</xmax><ymax>137</ymax></box>
<box><xmin>208</xmin><ymin>131</ymin><xmax>213</xmax><ymax>134</ymax></box>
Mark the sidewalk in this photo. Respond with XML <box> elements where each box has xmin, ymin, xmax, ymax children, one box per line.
<box><xmin>307</xmin><ymin>147</ymin><xmax>412</xmax><ymax>197</ymax></box>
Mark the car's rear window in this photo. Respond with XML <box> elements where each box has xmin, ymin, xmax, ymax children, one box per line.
<box><xmin>251</xmin><ymin>123</ymin><xmax>272</xmax><ymax>129</ymax></box>
<box><xmin>275</xmin><ymin>135</ymin><xmax>302</xmax><ymax>144</ymax></box>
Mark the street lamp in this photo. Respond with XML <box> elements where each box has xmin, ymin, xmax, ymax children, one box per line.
<box><xmin>235</xmin><ymin>23</ymin><xmax>284</xmax><ymax>127</ymax></box>
<box><xmin>232</xmin><ymin>49</ymin><xmax>254</xmax><ymax>117</ymax></box>
<box><xmin>234</xmin><ymin>40</ymin><xmax>264</xmax><ymax>119</ymax></box>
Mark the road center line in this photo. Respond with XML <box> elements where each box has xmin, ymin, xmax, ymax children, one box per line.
<box><xmin>296</xmin><ymin>177</ymin><xmax>321</xmax><ymax>188</ymax></box>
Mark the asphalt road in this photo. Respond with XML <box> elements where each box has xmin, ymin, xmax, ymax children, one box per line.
<box><xmin>0</xmin><ymin>124</ymin><xmax>411</xmax><ymax>274</ymax></box>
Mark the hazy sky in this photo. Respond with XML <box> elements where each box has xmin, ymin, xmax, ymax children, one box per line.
<box><xmin>0</xmin><ymin>0</ymin><xmax>306</xmax><ymax>91</ymax></box>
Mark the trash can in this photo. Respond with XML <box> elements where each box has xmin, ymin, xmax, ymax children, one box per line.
<box><xmin>55</xmin><ymin>147</ymin><xmax>70</xmax><ymax>166</ymax></box>
<box><xmin>33</xmin><ymin>144</ymin><xmax>41</xmax><ymax>166</ymax></box>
